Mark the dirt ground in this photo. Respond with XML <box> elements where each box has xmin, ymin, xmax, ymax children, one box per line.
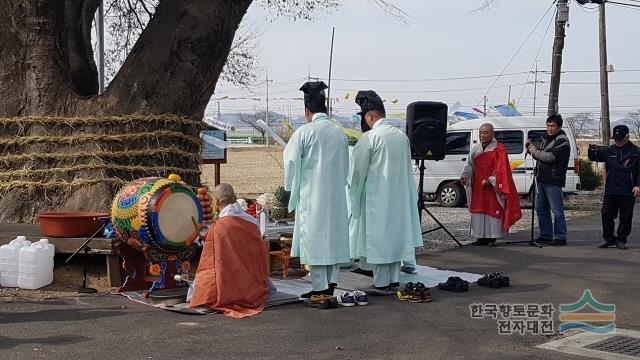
<box><xmin>201</xmin><ymin>145</ymin><xmax>285</xmax><ymax>199</ymax></box>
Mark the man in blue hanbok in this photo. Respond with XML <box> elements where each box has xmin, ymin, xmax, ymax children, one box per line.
<box><xmin>349</xmin><ymin>90</ymin><xmax>423</xmax><ymax>293</ymax></box>
<box><xmin>284</xmin><ymin>81</ymin><xmax>351</xmax><ymax>298</ymax></box>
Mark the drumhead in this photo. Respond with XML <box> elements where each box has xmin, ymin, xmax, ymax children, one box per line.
<box><xmin>148</xmin><ymin>185</ymin><xmax>202</xmax><ymax>250</ymax></box>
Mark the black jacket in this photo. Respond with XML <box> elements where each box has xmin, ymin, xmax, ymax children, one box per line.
<box><xmin>588</xmin><ymin>141</ymin><xmax>640</xmax><ymax>197</ymax></box>
<box><xmin>533</xmin><ymin>130</ymin><xmax>571</xmax><ymax>187</ymax></box>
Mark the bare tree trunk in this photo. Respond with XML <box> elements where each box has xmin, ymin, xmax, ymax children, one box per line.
<box><xmin>0</xmin><ymin>0</ymin><xmax>253</xmax><ymax>222</ymax></box>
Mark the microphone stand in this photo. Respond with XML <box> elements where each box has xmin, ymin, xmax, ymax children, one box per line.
<box><xmin>65</xmin><ymin>216</ymin><xmax>110</xmax><ymax>293</ymax></box>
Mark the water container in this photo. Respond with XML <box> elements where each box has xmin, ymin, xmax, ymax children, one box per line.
<box><xmin>18</xmin><ymin>239</ymin><xmax>55</xmax><ymax>289</ymax></box>
<box><xmin>0</xmin><ymin>237</ymin><xmax>32</xmax><ymax>287</ymax></box>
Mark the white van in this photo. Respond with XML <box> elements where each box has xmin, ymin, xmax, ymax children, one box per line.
<box><xmin>415</xmin><ymin>116</ymin><xmax>581</xmax><ymax>207</ymax></box>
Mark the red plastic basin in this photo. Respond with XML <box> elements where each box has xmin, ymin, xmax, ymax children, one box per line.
<box><xmin>37</xmin><ymin>212</ymin><xmax>109</xmax><ymax>238</ymax></box>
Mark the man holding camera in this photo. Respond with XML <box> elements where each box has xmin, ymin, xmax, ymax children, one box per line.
<box><xmin>527</xmin><ymin>114</ymin><xmax>571</xmax><ymax>246</ymax></box>
<box><xmin>588</xmin><ymin>125</ymin><xmax>640</xmax><ymax>250</ymax></box>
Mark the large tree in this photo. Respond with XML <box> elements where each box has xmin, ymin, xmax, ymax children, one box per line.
<box><xmin>0</xmin><ymin>0</ymin><xmax>484</xmax><ymax>223</ymax></box>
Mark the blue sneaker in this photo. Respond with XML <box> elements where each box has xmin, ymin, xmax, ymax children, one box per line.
<box><xmin>353</xmin><ymin>290</ymin><xmax>369</xmax><ymax>306</ymax></box>
<box><xmin>338</xmin><ymin>292</ymin><xmax>356</xmax><ymax>307</ymax></box>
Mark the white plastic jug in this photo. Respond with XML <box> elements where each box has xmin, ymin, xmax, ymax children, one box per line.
<box><xmin>0</xmin><ymin>237</ymin><xmax>32</xmax><ymax>287</ymax></box>
<box><xmin>18</xmin><ymin>239</ymin><xmax>55</xmax><ymax>290</ymax></box>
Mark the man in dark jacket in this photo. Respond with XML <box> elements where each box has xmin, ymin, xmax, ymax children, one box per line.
<box><xmin>527</xmin><ymin>114</ymin><xmax>571</xmax><ymax>246</ymax></box>
<box><xmin>589</xmin><ymin>125</ymin><xmax>640</xmax><ymax>250</ymax></box>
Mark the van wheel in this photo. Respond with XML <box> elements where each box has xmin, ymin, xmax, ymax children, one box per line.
<box><xmin>437</xmin><ymin>183</ymin><xmax>465</xmax><ymax>207</ymax></box>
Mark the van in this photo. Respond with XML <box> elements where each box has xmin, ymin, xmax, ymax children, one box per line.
<box><xmin>415</xmin><ymin>116</ymin><xmax>581</xmax><ymax>207</ymax></box>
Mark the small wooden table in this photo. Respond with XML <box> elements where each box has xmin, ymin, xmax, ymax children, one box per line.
<box><xmin>0</xmin><ymin>223</ymin><xmax>122</xmax><ymax>287</ymax></box>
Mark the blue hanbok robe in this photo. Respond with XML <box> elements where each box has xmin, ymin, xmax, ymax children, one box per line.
<box><xmin>283</xmin><ymin>113</ymin><xmax>350</xmax><ymax>265</ymax></box>
<box><xmin>348</xmin><ymin>119</ymin><xmax>422</xmax><ymax>264</ymax></box>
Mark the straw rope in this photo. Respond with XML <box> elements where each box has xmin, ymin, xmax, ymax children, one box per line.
<box><xmin>0</xmin><ymin>147</ymin><xmax>200</xmax><ymax>164</ymax></box>
<box><xmin>0</xmin><ymin>164</ymin><xmax>200</xmax><ymax>180</ymax></box>
<box><xmin>0</xmin><ymin>130</ymin><xmax>201</xmax><ymax>146</ymax></box>
<box><xmin>0</xmin><ymin>114</ymin><xmax>205</xmax><ymax>128</ymax></box>
<box><xmin>0</xmin><ymin>178</ymin><xmax>126</xmax><ymax>191</ymax></box>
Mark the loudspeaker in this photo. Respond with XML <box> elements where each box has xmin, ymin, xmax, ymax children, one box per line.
<box><xmin>406</xmin><ymin>101</ymin><xmax>448</xmax><ymax>160</ymax></box>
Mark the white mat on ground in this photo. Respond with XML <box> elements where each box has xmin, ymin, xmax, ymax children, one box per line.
<box><xmin>399</xmin><ymin>265</ymin><xmax>482</xmax><ymax>286</ymax></box>
<box><xmin>271</xmin><ymin>265</ymin><xmax>483</xmax><ymax>297</ymax></box>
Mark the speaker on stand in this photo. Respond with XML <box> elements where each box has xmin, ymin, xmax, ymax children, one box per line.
<box><xmin>406</xmin><ymin>101</ymin><xmax>462</xmax><ymax>247</ymax></box>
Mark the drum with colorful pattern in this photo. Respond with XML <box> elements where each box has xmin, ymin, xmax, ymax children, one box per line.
<box><xmin>111</xmin><ymin>177</ymin><xmax>203</xmax><ymax>252</ymax></box>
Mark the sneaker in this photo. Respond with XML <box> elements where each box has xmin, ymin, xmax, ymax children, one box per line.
<box><xmin>616</xmin><ymin>240</ymin><xmax>628</xmax><ymax>250</ymax></box>
<box><xmin>477</xmin><ymin>273</ymin><xmax>502</xmax><ymax>289</ymax></box>
<box><xmin>535</xmin><ymin>238</ymin><xmax>553</xmax><ymax>244</ymax></box>
<box><xmin>401</xmin><ymin>265</ymin><xmax>417</xmax><ymax>274</ymax></box>
<box><xmin>598</xmin><ymin>239</ymin><xmax>616</xmax><ymax>248</ymax></box>
<box><xmin>353</xmin><ymin>290</ymin><xmax>368</xmax><ymax>306</ymax></box>
<box><xmin>437</xmin><ymin>276</ymin><xmax>469</xmax><ymax>292</ymax></box>
<box><xmin>395</xmin><ymin>283</ymin><xmax>432</xmax><ymax>303</ymax></box>
<box><xmin>549</xmin><ymin>239</ymin><xmax>567</xmax><ymax>246</ymax></box>
<box><xmin>338</xmin><ymin>292</ymin><xmax>356</xmax><ymax>307</ymax></box>
<box><xmin>303</xmin><ymin>295</ymin><xmax>331</xmax><ymax>309</ymax></box>
<box><xmin>493</xmin><ymin>271</ymin><xmax>510</xmax><ymax>287</ymax></box>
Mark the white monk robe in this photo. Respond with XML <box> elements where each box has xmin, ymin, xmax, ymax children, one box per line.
<box><xmin>349</xmin><ymin>119</ymin><xmax>423</xmax><ymax>288</ymax></box>
<box><xmin>461</xmin><ymin>138</ymin><xmax>506</xmax><ymax>239</ymax></box>
<box><xmin>284</xmin><ymin>113</ymin><xmax>350</xmax><ymax>291</ymax></box>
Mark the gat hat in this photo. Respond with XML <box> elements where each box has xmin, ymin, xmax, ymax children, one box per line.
<box><xmin>355</xmin><ymin>90</ymin><xmax>385</xmax><ymax>116</ymax></box>
<box><xmin>611</xmin><ymin>125</ymin><xmax>629</xmax><ymax>140</ymax></box>
<box><xmin>300</xmin><ymin>81</ymin><xmax>328</xmax><ymax>111</ymax></box>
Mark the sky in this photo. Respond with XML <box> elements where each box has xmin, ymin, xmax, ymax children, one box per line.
<box><xmin>207</xmin><ymin>0</ymin><xmax>640</xmax><ymax>122</ymax></box>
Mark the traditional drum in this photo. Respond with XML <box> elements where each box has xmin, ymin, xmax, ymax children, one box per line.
<box><xmin>111</xmin><ymin>177</ymin><xmax>203</xmax><ymax>252</ymax></box>
<box><xmin>111</xmin><ymin>177</ymin><xmax>205</xmax><ymax>292</ymax></box>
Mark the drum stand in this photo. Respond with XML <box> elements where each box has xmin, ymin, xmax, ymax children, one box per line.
<box><xmin>65</xmin><ymin>216</ymin><xmax>110</xmax><ymax>293</ymax></box>
<box><xmin>417</xmin><ymin>160</ymin><xmax>463</xmax><ymax>247</ymax></box>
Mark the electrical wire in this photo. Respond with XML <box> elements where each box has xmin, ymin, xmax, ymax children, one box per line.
<box><xmin>475</xmin><ymin>0</ymin><xmax>557</xmax><ymax>107</ymax></box>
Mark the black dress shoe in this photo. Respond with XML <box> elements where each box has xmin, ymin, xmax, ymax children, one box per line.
<box><xmin>471</xmin><ymin>239</ymin><xmax>488</xmax><ymax>246</ymax></box>
<box><xmin>535</xmin><ymin>238</ymin><xmax>553</xmax><ymax>244</ymax></box>
<box><xmin>549</xmin><ymin>239</ymin><xmax>567</xmax><ymax>246</ymax></box>
<box><xmin>300</xmin><ymin>290</ymin><xmax>324</xmax><ymax>299</ymax></box>
<box><xmin>437</xmin><ymin>276</ymin><xmax>469</xmax><ymax>292</ymax></box>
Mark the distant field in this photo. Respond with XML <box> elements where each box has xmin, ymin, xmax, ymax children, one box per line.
<box><xmin>201</xmin><ymin>145</ymin><xmax>285</xmax><ymax>198</ymax></box>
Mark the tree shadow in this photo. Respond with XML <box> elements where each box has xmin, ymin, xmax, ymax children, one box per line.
<box><xmin>0</xmin><ymin>307</ymin><xmax>126</xmax><ymax>325</ymax></box>
<box><xmin>0</xmin><ymin>334</ymin><xmax>89</xmax><ymax>350</ymax></box>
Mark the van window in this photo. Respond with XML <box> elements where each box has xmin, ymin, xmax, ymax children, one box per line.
<box><xmin>527</xmin><ymin>130</ymin><xmax>547</xmax><ymax>148</ymax></box>
<box><xmin>446</xmin><ymin>132</ymin><xmax>471</xmax><ymax>155</ymax></box>
<box><xmin>495</xmin><ymin>130</ymin><xmax>524</xmax><ymax>154</ymax></box>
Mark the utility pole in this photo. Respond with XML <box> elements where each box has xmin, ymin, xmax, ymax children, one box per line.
<box><xmin>217</xmin><ymin>101</ymin><xmax>221</xmax><ymax>121</ymax></box>
<box><xmin>547</xmin><ymin>0</ymin><xmax>569</xmax><ymax>116</ymax></box>
<box><xmin>507</xmin><ymin>86</ymin><xmax>512</xmax><ymax>105</ymax></box>
<box><xmin>533</xmin><ymin>61</ymin><xmax>539</xmax><ymax>116</ymax></box>
<box><xmin>598</xmin><ymin>2</ymin><xmax>611</xmax><ymax>144</ymax></box>
<box><xmin>265</xmin><ymin>72</ymin><xmax>271</xmax><ymax>148</ymax></box>
<box><xmin>483</xmin><ymin>96</ymin><xmax>487</xmax><ymax>118</ymax></box>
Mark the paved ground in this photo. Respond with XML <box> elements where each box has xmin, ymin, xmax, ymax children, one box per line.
<box><xmin>1</xmin><ymin>205</ymin><xmax>639</xmax><ymax>360</ymax></box>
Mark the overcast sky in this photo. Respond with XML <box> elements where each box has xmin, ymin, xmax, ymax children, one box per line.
<box><xmin>209</xmin><ymin>0</ymin><xmax>640</xmax><ymax>121</ymax></box>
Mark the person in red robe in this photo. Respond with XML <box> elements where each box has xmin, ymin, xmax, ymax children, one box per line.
<box><xmin>460</xmin><ymin>123</ymin><xmax>522</xmax><ymax>246</ymax></box>
<box><xmin>190</xmin><ymin>183</ymin><xmax>268</xmax><ymax>318</ymax></box>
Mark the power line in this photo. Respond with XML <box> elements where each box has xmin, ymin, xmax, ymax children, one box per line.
<box><xmin>518</xmin><ymin>9</ymin><xmax>555</xmax><ymax>105</ymax></box>
<box><xmin>476</xmin><ymin>0</ymin><xmax>557</xmax><ymax>107</ymax></box>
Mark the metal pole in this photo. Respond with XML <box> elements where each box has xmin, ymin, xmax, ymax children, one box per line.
<box><xmin>266</xmin><ymin>72</ymin><xmax>269</xmax><ymax>148</ymax></box>
<box><xmin>533</xmin><ymin>62</ymin><xmax>538</xmax><ymax>116</ymax></box>
<box><xmin>327</xmin><ymin>27</ymin><xmax>335</xmax><ymax>118</ymax></box>
<box><xmin>599</xmin><ymin>2</ymin><xmax>611</xmax><ymax>145</ymax></box>
<box><xmin>548</xmin><ymin>0</ymin><xmax>569</xmax><ymax>116</ymax></box>
<box><xmin>97</xmin><ymin>1</ymin><xmax>105</xmax><ymax>94</ymax></box>
<box><xmin>483</xmin><ymin>96</ymin><xmax>487</xmax><ymax>118</ymax></box>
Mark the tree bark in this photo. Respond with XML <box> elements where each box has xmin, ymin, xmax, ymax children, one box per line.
<box><xmin>0</xmin><ymin>0</ymin><xmax>254</xmax><ymax>222</ymax></box>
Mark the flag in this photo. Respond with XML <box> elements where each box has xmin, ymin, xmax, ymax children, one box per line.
<box><xmin>472</xmin><ymin>107</ymin><xmax>486</xmax><ymax>115</ymax></box>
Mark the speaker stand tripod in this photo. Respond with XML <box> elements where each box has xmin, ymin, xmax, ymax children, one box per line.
<box><xmin>65</xmin><ymin>217</ymin><xmax>109</xmax><ymax>293</ymax></box>
<box><xmin>417</xmin><ymin>160</ymin><xmax>463</xmax><ymax>247</ymax></box>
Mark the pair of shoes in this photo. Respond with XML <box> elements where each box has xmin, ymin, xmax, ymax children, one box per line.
<box><xmin>616</xmin><ymin>240</ymin><xmax>628</xmax><ymax>250</ymax></box>
<box><xmin>470</xmin><ymin>239</ymin><xmax>488</xmax><ymax>246</ymax></box>
<box><xmin>477</xmin><ymin>272</ymin><xmax>510</xmax><ymax>289</ymax></box>
<box><xmin>549</xmin><ymin>239</ymin><xmax>567</xmax><ymax>246</ymax></box>
<box><xmin>395</xmin><ymin>282</ymin><xmax>432</xmax><ymax>303</ymax></box>
<box><xmin>535</xmin><ymin>238</ymin><xmax>553</xmax><ymax>244</ymax></box>
<box><xmin>437</xmin><ymin>276</ymin><xmax>469</xmax><ymax>292</ymax></box>
<box><xmin>303</xmin><ymin>294</ymin><xmax>338</xmax><ymax>309</ymax></box>
<box><xmin>338</xmin><ymin>291</ymin><xmax>368</xmax><ymax>306</ymax></box>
